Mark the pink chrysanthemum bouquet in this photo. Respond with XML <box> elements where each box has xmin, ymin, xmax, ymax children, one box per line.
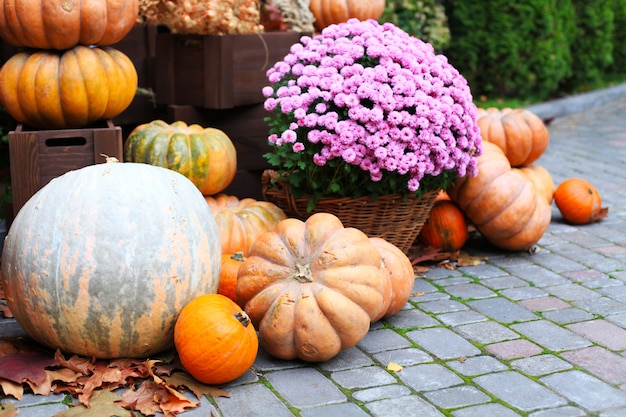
<box><xmin>263</xmin><ymin>19</ymin><xmax>482</xmax><ymax>207</ymax></box>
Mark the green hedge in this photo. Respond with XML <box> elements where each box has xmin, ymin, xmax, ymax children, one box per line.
<box><xmin>435</xmin><ymin>0</ymin><xmax>625</xmax><ymax>102</ymax></box>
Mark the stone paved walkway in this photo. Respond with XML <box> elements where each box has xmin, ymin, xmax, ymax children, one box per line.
<box><xmin>2</xmin><ymin>88</ymin><xmax>626</xmax><ymax>416</ymax></box>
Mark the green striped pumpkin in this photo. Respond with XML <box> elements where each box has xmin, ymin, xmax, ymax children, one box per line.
<box><xmin>0</xmin><ymin>161</ymin><xmax>222</xmax><ymax>358</ymax></box>
<box><xmin>124</xmin><ymin>120</ymin><xmax>237</xmax><ymax>195</ymax></box>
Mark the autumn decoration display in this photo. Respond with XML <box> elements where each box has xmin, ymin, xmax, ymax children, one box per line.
<box><xmin>417</xmin><ymin>200</ymin><xmax>468</xmax><ymax>252</ymax></box>
<box><xmin>124</xmin><ymin>120</ymin><xmax>237</xmax><ymax>196</ymax></box>
<box><xmin>138</xmin><ymin>0</ymin><xmax>264</xmax><ymax>34</ymax></box>
<box><xmin>0</xmin><ymin>162</ymin><xmax>221</xmax><ymax>359</ymax></box>
<box><xmin>554</xmin><ymin>178</ymin><xmax>608</xmax><ymax>224</ymax></box>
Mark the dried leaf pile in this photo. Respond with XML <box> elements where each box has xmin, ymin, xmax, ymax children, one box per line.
<box><xmin>0</xmin><ymin>338</ymin><xmax>227</xmax><ymax>417</ymax></box>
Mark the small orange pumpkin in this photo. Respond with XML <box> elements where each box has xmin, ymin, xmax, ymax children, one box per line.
<box><xmin>418</xmin><ymin>200</ymin><xmax>468</xmax><ymax>252</ymax></box>
<box><xmin>369</xmin><ymin>237</ymin><xmax>415</xmax><ymax>321</ymax></box>
<box><xmin>205</xmin><ymin>194</ymin><xmax>286</xmax><ymax>255</ymax></box>
<box><xmin>554</xmin><ymin>178</ymin><xmax>608</xmax><ymax>224</ymax></box>
<box><xmin>174</xmin><ymin>294</ymin><xmax>259</xmax><ymax>385</ymax></box>
<box><xmin>476</xmin><ymin>107</ymin><xmax>549</xmax><ymax>167</ymax></box>
<box><xmin>309</xmin><ymin>0</ymin><xmax>386</xmax><ymax>31</ymax></box>
<box><xmin>219</xmin><ymin>252</ymin><xmax>246</xmax><ymax>304</ymax></box>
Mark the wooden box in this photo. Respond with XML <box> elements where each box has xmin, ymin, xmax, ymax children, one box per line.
<box><xmin>155</xmin><ymin>31</ymin><xmax>304</xmax><ymax>109</ymax></box>
<box><xmin>9</xmin><ymin>121</ymin><xmax>123</xmax><ymax>217</ymax></box>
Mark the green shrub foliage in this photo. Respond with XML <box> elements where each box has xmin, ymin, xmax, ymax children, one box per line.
<box><xmin>380</xmin><ymin>0</ymin><xmax>451</xmax><ymax>51</ymax></box>
<box><xmin>442</xmin><ymin>0</ymin><xmax>575</xmax><ymax>102</ymax></box>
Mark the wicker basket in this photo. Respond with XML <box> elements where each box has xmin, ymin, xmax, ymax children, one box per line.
<box><xmin>262</xmin><ymin>170</ymin><xmax>439</xmax><ymax>254</ymax></box>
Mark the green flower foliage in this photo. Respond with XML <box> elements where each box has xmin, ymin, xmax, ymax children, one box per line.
<box><xmin>380</xmin><ymin>0</ymin><xmax>450</xmax><ymax>51</ymax></box>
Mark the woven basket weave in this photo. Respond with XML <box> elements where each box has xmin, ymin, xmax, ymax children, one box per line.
<box><xmin>262</xmin><ymin>170</ymin><xmax>439</xmax><ymax>254</ymax></box>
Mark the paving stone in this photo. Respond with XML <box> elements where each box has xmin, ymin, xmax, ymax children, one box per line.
<box><xmin>405</xmin><ymin>327</ymin><xmax>481</xmax><ymax>359</ymax></box>
<box><xmin>566</xmin><ymin>319</ymin><xmax>626</xmax><ymax>350</ymax></box>
<box><xmin>473</xmin><ymin>371</ymin><xmax>567</xmax><ymax>411</ymax></box>
<box><xmin>213</xmin><ymin>383</ymin><xmax>294</xmax><ymax>417</ymax></box>
<box><xmin>528</xmin><ymin>252</ymin><xmax>586</xmax><ymax>273</ymax></box>
<box><xmin>410</xmin><ymin>291</ymin><xmax>451</xmax><ymax>303</ymax></box>
<box><xmin>372</xmin><ymin>347</ymin><xmax>433</xmax><ymax>367</ymax></box>
<box><xmin>444</xmin><ymin>283</ymin><xmax>497</xmax><ymax>300</ymax></box>
<box><xmin>528</xmin><ymin>406</ymin><xmax>586</xmax><ymax>417</ymax></box>
<box><xmin>318</xmin><ymin>346</ymin><xmax>374</xmax><ymax>372</ymax></box>
<box><xmin>503</xmin><ymin>264</ymin><xmax>570</xmax><ymax>287</ymax></box>
<box><xmin>540</xmin><ymin>370</ymin><xmax>626</xmax><ymax>412</ymax></box>
<box><xmin>397</xmin><ymin>363</ymin><xmax>464</xmax><ymax>392</ymax></box>
<box><xmin>437</xmin><ymin>310</ymin><xmax>487</xmax><ymax>326</ymax></box>
<box><xmin>519</xmin><ymin>296</ymin><xmax>571</xmax><ymax>312</ymax></box>
<box><xmin>300</xmin><ymin>402</ymin><xmax>370</xmax><ymax>417</ymax></box>
<box><xmin>417</xmin><ymin>299</ymin><xmax>469</xmax><ymax>314</ymax></box>
<box><xmin>480</xmin><ymin>276</ymin><xmax>529</xmax><ymax>290</ymax></box>
<box><xmin>423</xmin><ymin>385</ymin><xmax>491</xmax><ymax>409</ymax></box>
<box><xmin>468</xmin><ymin>298</ymin><xmax>537</xmax><ymax>323</ymax></box>
<box><xmin>383</xmin><ymin>308</ymin><xmax>441</xmax><ymax>329</ymax></box>
<box><xmin>432</xmin><ymin>276</ymin><xmax>474</xmax><ymax>286</ymax></box>
<box><xmin>500</xmin><ymin>286</ymin><xmax>549</xmax><ymax>300</ymax></box>
<box><xmin>352</xmin><ymin>384</ymin><xmax>412</xmax><ymax>402</ymax></box>
<box><xmin>573</xmin><ymin>296</ymin><xmax>626</xmax><ymax>316</ymax></box>
<box><xmin>606</xmin><ymin>311</ymin><xmax>626</xmax><ymax>327</ymax></box>
<box><xmin>455</xmin><ymin>320</ymin><xmax>520</xmax><ymax>344</ymax></box>
<box><xmin>357</xmin><ymin>328</ymin><xmax>412</xmax><ymax>353</ymax></box>
<box><xmin>451</xmin><ymin>403</ymin><xmax>522</xmax><ymax>417</ymax></box>
<box><xmin>253</xmin><ymin>348</ymin><xmax>306</xmax><ymax>372</ymax></box>
<box><xmin>331</xmin><ymin>366</ymin><xmax>397</xmax><ymax>389</ymax></box>
<box><xmin>446</xmin><ymin>355</ymin><xmax>509</xmax><ymax>376</ymax></box>
<box><xmin>486</xmin><ymin>339</ymin><xmax>544</xmax><ymax>360</ymax></box>
<box><xmin>366</xmin><ymin>395</ymin><xmax>445</xmax><ymax>417</ymax></box>
<box><xmin>511</xmin><ymin>320</ymin><xmax>592</xmax><ymax>351</ymax></box>
<box><xmin>458</xmin><ymin>263</ymin><xmax>510</xmax><ymax>279</ymax></box>
<box><xmin>423</xmin><ymin>268</ymin><xmax>463</xmax><ymax>280</ymax></box>
<box><xmin>542</xmin><ymin>308</ymin><xmax>595</xmax><ymax>324</ymax></box>
<box><xmin>544</xmin><ymin>283</ymin><xmax>603</xmax><ymax>301</ymax></box>
<box><xmin>561</xmin><ymin>346</ymin><xmax>626</xmax><ymax>384</ymax></box>
<box><xmin>264</xmin><ymin>368</ymin><xmax>345</xmax><ymax>409</ymax></box>
<box><xmin>599</xmin><ymin>407</ymin><xmax>626</xmax><ymax>417</ymax></box>
<box><xmin>412</xmin><ymin>279</ymin><xmax>440</xmax><ymax>294</ymax></box>
<box><xmin>510</xmin><ymin>354</ymin><xmax>573</xmax><ymax>376</ymax></box>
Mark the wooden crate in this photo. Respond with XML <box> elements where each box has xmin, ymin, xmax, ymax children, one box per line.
<box><xmin>9</xmin><ymin>121</ymin><xmax>123</xmax><ymax>217</ymax></box>
<box><xmin>155</xmin><ymin>31</ymin><xmax>305</xmax><ymax>109</ymax></box>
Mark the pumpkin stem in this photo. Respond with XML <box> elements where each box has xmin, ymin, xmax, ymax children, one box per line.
<box><xmin>235</xmin><ymin>310</ymin><xmax>252</xmax><ymax>327</ymax></box>
<box><xmin>100</xmin><ymin>153</ymin><xmax>119</xmax><ymax>163</ymax></box>
<box><xmin>292</xmin><ymin>263</ymin><xmax>313</xmax><ymax>283</ymax></box>
<box><xmin>231</xmin><ymin>251</ymin><xmax>245</xmax><ymax>262</ymax></box>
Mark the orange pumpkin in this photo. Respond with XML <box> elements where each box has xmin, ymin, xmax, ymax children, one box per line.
<box><xmin>219</xmin><ymin>252</ymin><xmax>246</xmax><ymax>304</ymax></box>
<box><xmin>0</xmin><ymin>45</ymin><xmax>137</xmax><ymax>129</ymax></box>
<box><xmin>205</xmin><ymin>194</ymin><xmax>286</xmax><ymax>255</ymax></box>
<box><xmin>448</xmin><ymin>142</ymin><xmax>551</xmax><ymax>251</ymax></box>
<box><xmin>519</xmin><ymin>164</ymin><xmax>555</xmax><ymax>204</ymax></box>
<box><xmin>174</xmin><ymin>294</ymin><xmax>258</xmax><ymax>385</ymax></box>
<box><xmin>476</xmin><ymin>107</ymin><xmax>549</xmax><ymax>167</ymax></box>
<box><xmin>554</xmin><ymin>178</ymin><xmax>608</xmax><ymax>224</ymax></box>
<box><xmin>0</xmin><ymin>0</ymin><xmax>139</xmax><ymax>50</ymax></box>
<box><xmin>369</xmin><ymin>237</ymin><xmax>415</xmax><ymax>321</ymax></box>
<box><xmin>309</xmin><ymin>0</ymin><xmax>386</xmax><ymax>31</ymax></box>
<box><xmin>236</xmin><ymin>213</ymin><xmax>387</xmax><ymax>361</ymax></box>
<box><xmin>418</xmin><ymin>200</ymin><xmax>468</xmax><ymax>252</ymax></box>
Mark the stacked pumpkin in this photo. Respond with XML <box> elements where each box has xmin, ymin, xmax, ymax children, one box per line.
<box><xmin>0</xmin><ymin>0</ymin><xmax>139</xmax><ymax>129</ymax></box>
<box><xmin>447</xmin><ymin>107</ymin><xmax>554</xmax><ymax>251</ymax></box>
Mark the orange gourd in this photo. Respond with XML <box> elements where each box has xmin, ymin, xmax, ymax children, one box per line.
<box><xmin>476</xmin><ymin>107</ymin><xmax>549</xmax><ymax>167</ymax></box>
<box><xmin>205</xmin><ymin>194</ymin><xmax>286</xmax><ymax>255</ymax></box>
<box><xmin>174</xmin><ymin>294</ymin><xmax>259</xmax><ymax>385</ymax></box>
<box><xmin>125</xmin><ymin>121</ymin><xmax>237</xmax><ymax>196</ymax></box>
<box><xmin>554</xmin><ymin>178</ymin><xmax>608</xmax><ymax>224</ymax></box>
<box><xmin>418</xmin><ymin>200</ymin><xmax>468</xmax><ymax>252</ymax></box>
<box><xmin>448</xmin><ymin>142</ymin><xmax>551</xmax><ymax>251</ymax></box>
<box><xmin>0</xmin><ymin>0</ymin><xmax>139</xmax><ymax>50</ymax></box>
<box><xmin>0</xmin><ymin>45</ymin><xmax>137</xmax><ymax>129</ymax></box>
<box><xmin>236</xmin><ymin>213</ymin><xmax>387</xmax><ymax>361</ymax></box>
<box><xmin>219</xmin><ymin>252</ymin><xmax>246</xmax><ymax>304</ymax></box>
<box><xmin>309</xmin><ymin>0</ymin><xmax>386</xmax><ymax>31</ymax></box>
<box><xmin>519</xmin><ymin>164</ymin><xmax>555</xmax><ymax>204</ymax></box>
<box><xmin>369</xmin><ymin>237</ymin><xmax>415</xmax><ymax>321</ymax></box>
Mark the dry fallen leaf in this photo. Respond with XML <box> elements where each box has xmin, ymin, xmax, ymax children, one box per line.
<box><xmin>387</xmin><ymin>362</ymin><xmax>403</xmax><ymax>372</ymax></box>
<box><xmin>55</xmin><ymin>389</ymin><xmax>132</xmax><ymax>417</ymax></box>
<box><xmin>0</xmin><ymin>402</ymin><xmax>18</xmax><ymax>417</ymax></box>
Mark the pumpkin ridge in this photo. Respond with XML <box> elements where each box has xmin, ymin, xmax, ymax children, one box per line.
<box><xmin>467</xmin><ymin>172</ymin><xmax>527</xmax><ymax>227</ymax></box>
